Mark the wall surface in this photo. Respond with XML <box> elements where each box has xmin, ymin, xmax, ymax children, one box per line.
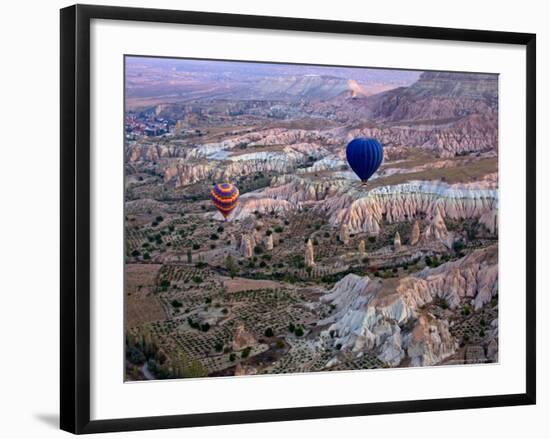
<box><xmin>0</xmin><ymin>0</ymin><xmax>546</xmax><ymax>437</ymax></box>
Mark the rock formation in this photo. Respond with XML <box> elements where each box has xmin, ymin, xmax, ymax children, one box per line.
<box><xmin>403</xmin><ymin>315</ymin><xmax>456</xmax><ymax>367</ymax></box>
<box><xmin>423</xmin><ymin>210</ymin><xmax>448</xmax><ymax>242</ymax></box>
<box><xmin>240</xmin><ymin>234</ymin><xmax>253</xmax><ymax>258</ymax></box>
<box><xmin>305</xmin><ymin>239</ymin><xmax>315</xmax><ymax>267</ymax></box>
<box><xmin>410</xmin><ymin>244</ymin><xmax>498</xmax><ymax>310</ymax></box>
<box><xmin>228</xmin><ymin>233</ymin><xmax>238</xmax><ymax>249</ymax></box>
<box><xmin>318</xmin><ymin>245</ymin><xmax>497</xmax><ymax>366</ymax></box>
<box><xmin>264</xmin><ymin>234</ymin><xmax>274</xmax><ymax>251</ymax></box>
<box><xmin>234</xmin><ymin>363</ymin><xmax>258</xmax><ymax>376</ymax></box>
<box><xmin>394</xmin><ymin>232</ymin><xmax>402</xmax><ymax>251</ymax></box>
<box><xmin>331</xmin><ymin>181</ymin><xmax>497</xmax><ymax>236</ymax></box>
<box><xmin>231</xmin><ymin>198</ymin><xmax>294</xmax><ymax>221</ymax></box>
<box><xmin>256</xmin><ymin>176</ymin><xmax>497</xmax><ymax>236</ymax></box>
<box><xmin>339</xmin><ymin>223</ymin><xmax>350</xmax><ymax>245</ymax></box>
<box><xmin>232</xmin><ymin>322</ymin><xmax>256</xmax><ymax>351</ymax></box>
<box><xmin>410</xmin><ymin>221</ymin><xmax>420</xmax><ymax>245</ymax></box>
<box><xmin>358</xmin><ymin>240</ymin><xmax>366</xmax><ymax>256</ymax></box>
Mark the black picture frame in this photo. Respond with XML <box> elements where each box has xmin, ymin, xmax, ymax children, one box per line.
<box><xmin>60</xmin><ymin>4</ymin><xmax>536</xmax><ymax>434</ymax></box>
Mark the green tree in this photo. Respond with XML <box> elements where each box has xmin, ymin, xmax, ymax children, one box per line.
<box><xmin>225</xmin><ymin>255</ymin><xmax>239</xmax><ymax>278</ymax></box>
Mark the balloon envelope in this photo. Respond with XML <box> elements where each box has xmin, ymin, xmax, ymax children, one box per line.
<box><xmin>210</xmin><ymin>183</ymin><xmax>240</xmax><ymax>219</ymax></box>
<box><xmin>345</xmin><ymin>137</ymin><xmax>384</xmax><ymax>183</ymax></box>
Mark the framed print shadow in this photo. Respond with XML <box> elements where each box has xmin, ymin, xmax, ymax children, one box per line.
<box><xmin>60</xmin><ymin>4</ymin><xmax>536</xmax><ymax>434</ymax></box>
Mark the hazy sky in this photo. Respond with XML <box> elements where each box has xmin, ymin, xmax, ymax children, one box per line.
<box><xmin>126</xmin><ymin>56</ymin><xmax>422</xmax><ymax>85</ymax></box>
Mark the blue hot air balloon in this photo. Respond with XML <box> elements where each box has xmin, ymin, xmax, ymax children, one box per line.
<box><xmin>345</xmin><ymin>137</ymin><xmax>384</xmax><ymax>184</ymax></box>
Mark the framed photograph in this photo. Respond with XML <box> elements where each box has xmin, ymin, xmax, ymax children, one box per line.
<box><xmin>60</xmin><ymin>4</ymin><xmax>536</xmax><ymax>434</ymax></box>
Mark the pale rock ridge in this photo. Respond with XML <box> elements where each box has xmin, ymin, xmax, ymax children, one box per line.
<box><xmin>330</xmin><ymin>181</ymin><xmax>498</xmax><ymax>235</ymax></box>
<box><xmin>297</xmin><ymin>155</ymin><xmax>346</xmax><ymax>174</ymax></box>
<box><xmin>225</xmin><ymin>177</ymin><xmax>497</xmax><ymax>234</ymax></box>
<box><xmin>164</xmin><ymin>158</ymin><xmax>297</xmax><ymax>187</ymax></box>
<box><xmin>347</xmin><ymin>113</ymin><xmax>497</xmax><ymax>157</ymax></box>
<box><xmin>231</xmin><ymin>198</ymin><xmax>294</xmax><ymax>221</ymax></box>
<box><xmin>266</xmin><ymin>174</ymin><xmax>351</xmax><ymax>205</ymax></box>
<box><xmin>391</xmin><ymin>244</ymin><xmax>498</xmax><ymax>311</ymax></box>
<box><xmin>319</xmin><ymin>245</ymin><xmax>496</xmax><ymax>366</ymax></box>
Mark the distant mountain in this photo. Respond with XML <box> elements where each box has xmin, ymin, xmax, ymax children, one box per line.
<box><xmin>365</xmin><ymin>71</ymin><xmax>498</xmax><ymax>122</ymax></box>
<box><xmin>242</xmin><ymin>75</ymin><xmax>368</xmax><ymax>101</ymax></box>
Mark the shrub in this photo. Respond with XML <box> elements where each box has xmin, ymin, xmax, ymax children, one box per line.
<box><xmin>214</xmin><ymin>342</ymin><xmax>223</xmax><ymax>352</ymax></box>
<box><xmin>192</xmin><ymin>275</ymin><xmax>203</xmax><ymax>284</ymax></box>
<box><xmin>210</xmin><ymin>233</ymin><xmax>219</xmax><ymax>240</ymax></box>
<box><xmin>200</xmin><ymin>323</ymin><xmax>210</xmax><ymax>332</ymax></box>
<box><xmin>127</xmin><ymin>347</ymin><xmax>145</xmax><ymax>365</ymax></box>
<box><xmin>192</xmin><ymin>243</ymin><xmax>200</xmax><ymax>250</ymax></box>
<box><xmin>131</xmin><ymin>249</ymin><xmax>141</xmax><ymax>257</ymax></box>
<box><xmin>294</xmin><ymin>327</ymin><xmax>304</xmax><ymax>337</ymax></box>
<box><xmin>171</xmin><ymin>299</ymin><xmax>182</xmax><ymax>308</ymax></box>
<box><xmin>155</xmin><ymin>216</ymin><xmax>163</xmax><ymax>222</ymax></box>
<box><xmin>264</xmin><ymin>328</ymin><xmax>274</xmax><ymax>337</ymax></box>
<box><xmin>276</xmin><ymin>340</ymin><xmax>284</xmax><ymax>349</ymax></box>
<box><xmin>143</xmin><ymin>252</ymin><xmax>150</xmax><ymax>260</ymax></box>
<box><xmin>288</xmin><ymin>323</ymin><xmax>295</xmax><ymax>333</ymax></box>
<box><xmin>241</xmin><ymin>347</ymin><xmax>252</xmax><ymax>358</ymax></box>
<box><xmin>274</xmin><ymin>226</ymin><xmax>284</xmax><ymax>233</ymax></box>
<box><xmin>229</xmin><ymin>353</ymin><xmax>236</xmax><ymax>362</ymax></box>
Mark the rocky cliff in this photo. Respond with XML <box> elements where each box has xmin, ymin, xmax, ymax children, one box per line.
<box><xmin>318</xmin><ymin>244</ymin><xmax>497</xmax><ymax>366</ymax></box>
<box><xmin>243</xmin><ymin>176</ymin><xmax>498</xmax><ymax>236</ymax></box>
<box><xmin>366</xmin><ymin>71</ymin><xmax>498</xmax><ymax>122</ymax></box>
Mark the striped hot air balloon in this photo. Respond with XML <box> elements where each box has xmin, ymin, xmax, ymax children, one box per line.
<box><xmin>210</xmin><ymin>183</ymin><xmax>240</xmax><ymax>220</ymax></box>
